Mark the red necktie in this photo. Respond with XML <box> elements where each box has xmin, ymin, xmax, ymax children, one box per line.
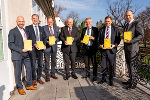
<box><xmin>50</xmin><ymin>26</ymin><xmax>53</xmax><ymax>36</ymax></box>
<box><xmin>106</xmin><ymin>26</ymin><xmax>109</xmax><ymax>39</ymax></box>
<box><xmin>69</xmin><ymin>27</ymin><xmax>71</xmax><ymax>36</ymax></box>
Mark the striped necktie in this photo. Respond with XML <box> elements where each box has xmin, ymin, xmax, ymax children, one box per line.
<box><xmin>106</xmin><ymin>26</ymin><xmax>109</xmax><ymax>39</ymax></box>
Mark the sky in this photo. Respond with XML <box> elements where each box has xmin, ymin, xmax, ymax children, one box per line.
<box><xmin>54</xmin><ymin>0</ymin><xmax>150</xmax><ymax>26</ymax></box>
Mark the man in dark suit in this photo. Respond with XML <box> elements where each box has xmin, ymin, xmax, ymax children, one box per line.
<box><xmin>80</xmin><ymin>18</ymin><xmax>98</xmax><ymax>82</ymax></box>
<box><xmin>122</xmin><ymin>10</ymin><xmax>144</xmax><ymax>89</ymax></box>
<box><xmin>98</xmin><ymin>16</ymin><xmax>121</xmax><ymax>86</ymax></box>
<box><xmin>8</xmin><ymin>16</ymin><xmax>37</xmax><ymax>95</ymax></box>
<box><xmin>25</xmin><ymin>14</ymin><xmax>46</xmax><ymax>86</ymax></box>
<box><xmin>43</xmin><ymin>17</ymin><xmax>60</xmax><ymax>82</ymax></box>
<box><xmin>60</xmin><ymin>18</ymin><xmax>80</xmax><ymax>80</ymax></box>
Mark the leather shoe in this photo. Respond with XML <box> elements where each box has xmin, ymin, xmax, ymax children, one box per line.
<box><xmin>45</xmin><ymin>77</ymin><xmax>50</xmax><ymax>82</ymax></box>
<box><xmin>37</xmin><ymin>79</ymin><xmax>45</xmax><ymax>84</ymax></box>
<box><xmin>26</xmin><ymin>86</ymin><xmax>37</xmax><ymax>90</ymax></box>
<box><xmin>97</xmin><ymin>79</ymin><xmax>107</xmax><ymax>84</ymax></box>
<box><xmin>71</xmin><ymin>73</ymin><xmax>78</xmax><ymax>79</ymax></box>
<box><xmin>124</xmin><ymin>85</ymin><xmax>136</xmax><ymax>90</ymax></box>
<box><xmin>64</xmin><ymin>74</ymin><xmax>70</xmax><ymax>80</ymax></box>
<box><xmin>32</xmin><ymin>80</ymin><xmax>37</xmax><ymax>86</ymax></box>
<box><xmin>18</xmin><ymin>89</ymin><xmax>26</xmax><ymax>95</ymax></box>
<box><xmin>122</xmin><ymin>81</ymin><xmax>130</xmax><ymax>85</ymax></box>
<box><xmin>92</xmin><ymin>76</ymin><xmax>97</xmax><ymax>82</ymax></box>
<box><xmin>51</xmin><ymin>75</ymin><xmax>58</xmax><ymax>79</ymax></box>
<box><xmin>109</xmin><ymin>81</ymin><xmax>114</xmax><ymax>86</ymax></box>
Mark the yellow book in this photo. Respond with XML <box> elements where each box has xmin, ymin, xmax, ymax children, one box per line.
<box><xmin>66</xmin><ymin>37</ymin><xmax>72</xmax><ymax>45</ymax></box>
<box><xmin>36</xmin><ymin>41</ymin><xmax>45</xmax><ymax>50</ymax></box>
<box><xmin>49</xmin><ymin>36</ymin><xmax>55</xmax><ymax>45</ymax></box>
<box><xmin>82</xmin><ymin>35</ymin><xmax>89</xmax><ymax>44</ymax></box>
<box><xmin>24</xmin><ymin>40</ymin><xmax>32</xmax><ymax>50</ymax></box>
<box><xmin>124</xmin><ymin>31</ymin><xmax>132</xmax><ymax>42</ymax></box>
<box><xmin>104</xmin><ymin>39</ymin><xmax>111</xmax><ymax>49</ymax></box>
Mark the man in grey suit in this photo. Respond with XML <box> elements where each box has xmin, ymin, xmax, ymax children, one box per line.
<box><xmin>60</xmin><ymin>18</ymin><xmax>80</xmax><ymax>80</ymax></box>
<box><xmin>43</xmin><ymin>17</ymin><xmax>60</xmax><ymax>82</ymax></box>
<box><xmin>8</xmin><ymin>16</ymin><xmax>37</xmax><ymax>95</ymax></box>
<box><xmin>122</xmin><ymin>10</ymin><xmax>144</xmax><ymax>89</ymax></box>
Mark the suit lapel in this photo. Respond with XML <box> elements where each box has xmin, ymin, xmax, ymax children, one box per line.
<box><xmin>91</xmin><ymin>27</ymin><xmax>94</xmax><ymax>36</ymax></box>
<box><xmin>15</xmin><ymin>27</ymin><xmax>24</xmax><ymax>41</ymax></box>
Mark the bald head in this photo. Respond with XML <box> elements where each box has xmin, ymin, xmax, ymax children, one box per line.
<box><xmin>66</xmin><ymin>18</ymin><xmax>73</xmax><ymax>28</ymax></box>
<box><xmin>16</xmin><ymin>16</ymin><xmax>25</xmax><ymax>29</ymax></box>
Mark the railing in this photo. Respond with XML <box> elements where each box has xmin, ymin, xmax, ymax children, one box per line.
<box><xmin>115</xmin><ymin>45</ymin><xmax>150</xmax><ymax>89</ymax></box>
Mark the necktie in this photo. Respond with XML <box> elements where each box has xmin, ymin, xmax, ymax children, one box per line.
<box><xmin>21</xmin><ymin>29</ymin><xmax>27</xmax><ymax>40</ymax></box>
<box><xmin>50</xmin><ymin>26</ymin><xmax>53</xmax><ymax>36</ymax></box>
<box><xmin>106</xmin><ymin>26</ymin><xmax>109</xmax><ymax>39</ymax></box>
<box><xmin>35</xmin><ymin>26</ymin><xmax>39</xmax><ymax>41</ymax></box>
<box><xmin>87</xmin><ymin>28</ymin><xmax>90</xmax><ymax>35</ymax></box>
<box><xmin>69</xmin><ymin>27</ymin><xmax>71</xmax><ymax>36</ymax></box>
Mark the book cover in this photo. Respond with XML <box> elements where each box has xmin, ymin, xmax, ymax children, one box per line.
<box><xmin>49</xmin><ymin>36</ymin><xmax>55</xmax><ymax>45</ymax></box>
<box><xmin>36</xmin><ymin>41</ymin><xmax>45</xmax><ymax>50</ymax></box>
<box><xmin>66</xmin><ymin>37</ymin><xmax>72</xmax><ymax>45</ymax></box>
<box><xmin>24</xmin><ymin>40</ymin><xmax>32</xmax><ymax>50</ymax></box>
<box><xmin>104</xmin><ymin>39</ymin><xmax>111</xmax><ymax>49</ymax></box>
<box><xmin>124</xmin><ymin>31</ymin><xmax>132</xmax><ymax>42</ymax></box>
<box><xmin>82</xmin><ymin>35</ymin><xmax>89</xmax><ymax>44</ymax></box>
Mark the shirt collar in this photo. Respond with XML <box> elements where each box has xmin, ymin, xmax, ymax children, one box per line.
<box><xmin>33</xmin><ymin>24</ymin><xmax>38</xmax><ymax>27</ymax></box>
<box><xmin>129</xmin><ymin>19</ymin><xmax>134</xmax><ymax>24</ymax></box>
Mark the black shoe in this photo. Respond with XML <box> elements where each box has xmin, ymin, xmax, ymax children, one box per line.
<box><xmin>71</xmin><ymin>73</ymin><xmax>78</xmax><ymax>79</ymax></box>
<box><xmin>64</xmin><ymin>74</ymin><xmax>70</xmax><ymax>80</ymax></box>
<box><xmin>109</xmin><ymin>81</ymin><xmax>114</xmax><ymax>86</ymax></box>
<box><xmin>122</xmin><ymin>81</ymin><xmax>130</xmax><ymax>85</ymax></box>
<box><xmin>92</xmin><ymin>76</ymin><xmax>97</xmax><ymax>82</ymax></box>
<box><xmin>124</xmin><ymin>85</ymin><xmax>136</xmax><ymax>90</ymax></box>
<box><xmin>97</xmin><ymin>79</ymin><xmax>107</xmax><ymax>84</ymax></box>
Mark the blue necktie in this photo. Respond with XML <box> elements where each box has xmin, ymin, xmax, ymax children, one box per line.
<box><xmin>35</xmin><ymin>26</ymin><xmax>39</xmax><ymax>41</ymax></box>
<box><xmin>87</xmin><ymin>28</ymin><xmax>90</xmax><ymax>35</ymax></box>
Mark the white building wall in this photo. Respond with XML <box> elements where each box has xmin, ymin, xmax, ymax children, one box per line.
<box><xmin>0</xmin><ymin>0</ymin><xmax>33</xmax><ymax>100</ymax></box>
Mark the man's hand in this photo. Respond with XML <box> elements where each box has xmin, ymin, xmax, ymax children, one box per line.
<box><xmin>125</xmin><ymin>39</ymin><xmax>131</xmax><ymax>43</ymax></box>
<box><xmin>43</xmin><ymin>46</ymin><xmax>46</xmax><ymax>50</ymax></box>
<box><xmin>100</xmin><ymin>45</ymin><xmax>105</xmax><ymax>49</ymax></box>
<box><xmin>110</xmin><ymin>44</ymin><xmax>115</xmax><ymax>49</ymax></box>
<box><xmin>81</xmin><ymin>40</ymin><xmax>83</xmax><ymax>43</ymax></box>
<box><xmin>64</xmin><ymin>41</ymin><xmax>67</xmax><ymax>45</ymax></box>
<box><xmin>22</xmin><ymin>49</ymin><xmax>29</xmax><ymax>53</ymax></box>
<box><xmin>72</xmin><ymin>37</ymin><xmax>74</xmax><ymax>42</ymax></box>
<box><xmin>89</xmin><ymin>36</ymin><xmax>95</xmax><ymax>40</ymax></box>
<box><xmin>34</xmin><ymin>44</ymin><xmax>39</xmax><ymax>49</ymax></box>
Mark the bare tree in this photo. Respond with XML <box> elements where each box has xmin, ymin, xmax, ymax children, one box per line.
<box><xmin>107</xmin><ymin>0</ymin><xmax>139</xmax><ymax>27</ymax></box>
<box><xmin>66</xmin><ymin>11</ymin><xmax>80</xmax><ymax>27</ymax></box>
<box><xmin>136</xmin><ymin>7</ymin><xmax>150</xmax><ymax>47</ymax></box>
<box><xmin>54</xmin><ymin>5</ymin><xmax>66</xmax><ymax>16</ymax></box>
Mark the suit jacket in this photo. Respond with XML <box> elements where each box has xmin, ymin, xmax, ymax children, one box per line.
<box><xmin>80</xmin><ymin>27</ymin><xmax>98</xmax><ymax>53</ymax></box>
<box><xmin>8</xmin><ymin>27</ymin><xmax>29</xmax><ymax>60</ymax></box>
<box><xmin>99</xmin><ymin>26</ymin><xmax>121</xmax><ymax>54</ymax></box>
<box><xmin>60</xmin><ymin>26</ymin><xmax>80</xmax><ymax>53</ymax></box>
<box><xmin>43</xmin><ymin>25</ymin><xmax>60</xmax><ymax>52</ymax></box>
<box><xmin>124</xmin><ymin>20</ymin><xmax>144</xmax><ymax>54</ymax></box>
<box><xmin>25</xmin><ymin>24</ymin><xmax>46</xmax><ymax>46</ymax></box>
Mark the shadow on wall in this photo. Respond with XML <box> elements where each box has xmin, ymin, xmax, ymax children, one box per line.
<box><xmin>74</xmin><ymin>86</ymin><xmax>120</xmax><ymax>100</ymax></box>
<box><xmin>0</xmin><ymin>85</ymin><xmax>5</xmax><ymax>100</ymax></box>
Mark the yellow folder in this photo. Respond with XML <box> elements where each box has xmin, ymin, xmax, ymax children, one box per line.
<box><xmin>66</xmin><ymin>37</ymin><xmax>72</xmax><ymax>45</ymax></box>
<box><xmin>49</xmin><ymin>36</ymin><xmax>55</xmax><ymax>45</ymax></box>
<box><xmin>24</xmin><ymin>40</ymin><xmax>32</xmax><ymax>50</ymax></box>
<box><xmin>104</xmin><ymin>39</ymin><xmax>111</xmax><ymax>49</ymax></box>
<box><xmin>82</xmin><ymin>35</ymin><xmax>89</xmax><ymax>44</ymax></box>
<box><xmin>124</xmin><ymin>31</ymin><xmax>132</xmax><ymax>42</ymax></box>
<box><xmin>36</xmin><ymin>41</ymin><xmax>45</xmax><ymax>50</ymax></box>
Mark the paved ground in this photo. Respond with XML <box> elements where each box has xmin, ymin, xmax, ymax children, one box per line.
<box><xmin>9</xmin><ymin>69</ymin><xmax>150</xmax><ymax>100</ymax></box>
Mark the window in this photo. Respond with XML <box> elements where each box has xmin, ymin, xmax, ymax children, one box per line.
<box><xmin>0</xmin><ymin>1</ymin><xmax>3</xmax><ymax>60</ymax></box>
